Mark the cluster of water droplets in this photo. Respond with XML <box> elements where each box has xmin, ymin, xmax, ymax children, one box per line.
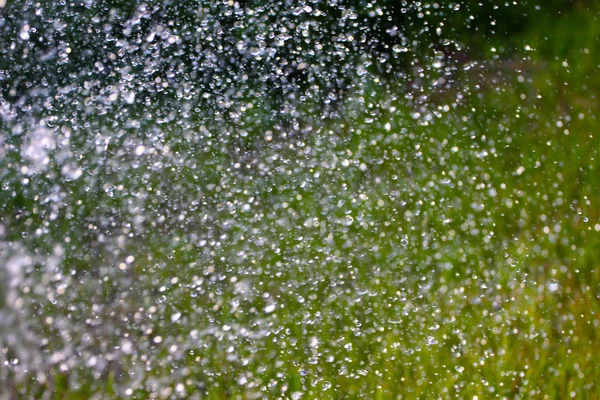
<box><xmin>1</xmin><ymin>0</ymin><xmax>599</xmax><ymax>398</ymax></box>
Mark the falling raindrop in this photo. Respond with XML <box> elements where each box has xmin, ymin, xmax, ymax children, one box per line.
<box><xmin>547</xmin><ymin>280</ymin><xmax>560</xmax><ymax>293</ymax></box>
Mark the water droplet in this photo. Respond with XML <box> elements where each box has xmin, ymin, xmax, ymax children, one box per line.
<box><xmin>547</xmin><ymin>280</ymin><xmax>560</xmax><ymax>293</ymax></box>
<box><xmin>264</xmin><ymin>304</ymin><xmax>276</xmax><ymax>314</ymax></box>
<box><xmin>341</xmin><ymin>215</ymin><xmax>354</xmax><ymax>226</ymax></box>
